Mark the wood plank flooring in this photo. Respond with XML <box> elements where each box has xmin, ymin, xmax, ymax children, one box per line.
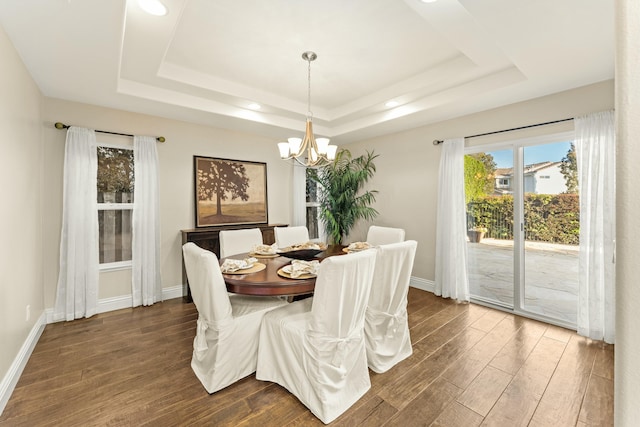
<box><xmin>0</xmin><ymin>288</ymin><xmax>613</xmax><ymax>426</ymax></box>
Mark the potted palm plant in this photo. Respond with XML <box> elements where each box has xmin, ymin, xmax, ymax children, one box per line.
<box><xmin>312</xmin><ymin>149</ymin><xmax>379</xmax><ymax>245</ymax></box>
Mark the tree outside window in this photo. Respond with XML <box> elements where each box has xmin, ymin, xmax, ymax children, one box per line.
<box><xmin>97</xmin><ymin>146</ymin><xmax>134</xmax><ymax>265</ymax></box>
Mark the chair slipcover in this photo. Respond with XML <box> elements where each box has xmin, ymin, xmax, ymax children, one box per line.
<box><xmin>365</xmin><ymin>240</ymin><xmax>418</xmax><ymax>373</ymax></box>
<box><xmin>274</xmin><ymin>225</ymin><xmax>310</xmax><ymax>248</ymax></box>
<box><xmin>182</xmin><ymin>243</ymin><xmax>286</xmax><ymax>394</ymax></box>
<box><xmin>366</xmin><ymin>225</ymin><xmax>406</xmax><ymax>246</ymax></box>
<box><xmin>218</xmin><ymin>228</ymin><xmax>263</xmax><ymax>258</ymax></box>
<box><xmin>256</xmin><ymin>250</ymin><xmax>377</xmax><ymax>424</ymax></box>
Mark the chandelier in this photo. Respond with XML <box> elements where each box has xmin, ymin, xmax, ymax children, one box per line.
<box><xmin>278</xmin><ymin>51</ymin><xmax>338</xmax><ymax>167</ymax></box>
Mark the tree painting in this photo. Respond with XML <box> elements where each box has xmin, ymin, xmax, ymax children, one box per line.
<box><xmin>197</xmin><ymin>160</ymin><xmax>250</xmax><ymax>214</ymax></box>
<box><xmin>194</xmin><ymin>157</ymin><xmax>268</xmax><ymax>226</ymax></box>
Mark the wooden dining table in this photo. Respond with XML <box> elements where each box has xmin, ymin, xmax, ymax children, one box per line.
<box><xmin>220</xmin><ymin>245</ymin><xmax>346</xmax><ymax>297</ymax></box>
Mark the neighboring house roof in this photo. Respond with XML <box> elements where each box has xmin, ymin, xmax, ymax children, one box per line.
<box><xmin>495</xmin><ymin>161</ymin><xmax>561</xmax><ymax>178</ymax></box>
<box><xmin>495</xmin><ymin>168</ymin><xmax>512</xmax><ymax>177</ymax></box>
<box><xmin>524</xmin><ymin>161</ymin><xmax>560</xmax><ymax>174</ymax></box>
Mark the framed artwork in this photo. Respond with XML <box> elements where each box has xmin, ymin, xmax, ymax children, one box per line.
<box><xmin>194</xmin><ymin>156</ymin><xmax>268</xmax><ymax>227</ymax></box>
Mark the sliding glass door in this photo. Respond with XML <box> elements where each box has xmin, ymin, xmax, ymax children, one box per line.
<box><xmin>521</xmin><ymin>142</ymin><xmax>579</xmax><ymax>324</ymax></box>
<box><xmin>465</xmin><ymin>134</ymin><xmax>579</xmax><ymax>327</ymax></box>
<box><xmin>466</xmin><ymin>148</ymin><xmax>515</xmax><ymax>309</ymax></box>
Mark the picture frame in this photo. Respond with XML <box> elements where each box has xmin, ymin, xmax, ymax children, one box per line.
<box><xmin>194</xmin><ymin>155</ymin><xmax>268</xmax><ymax>228</ymax></box>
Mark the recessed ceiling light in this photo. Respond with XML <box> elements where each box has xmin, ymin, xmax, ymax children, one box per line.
<box><xmin>420</xmin><ymin>0</ymin><xmax>438</xmax><ymax>3</ymax></box>
<box><xmin>138</xmin><ymin>0</ymin><xmax>167</xmax><ymax>16</ymax></box>
<box><xmin>248</xmin><ymin>103</ymin><xmax>261</xmax><ymax>110</ymax></box>
<box><xmin>385</xmin><ymin>100</ymin><xmax>400</xmax><ymax>108</ymax></box>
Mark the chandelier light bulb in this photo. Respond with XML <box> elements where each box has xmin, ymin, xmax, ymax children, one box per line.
<box><xmin>326</xmin><ymin>145</ymin><xmax>338</xmax><ymax>161</ymax></box>
<box><xmin>288</xmin><ymin>137</ymin><xmax>303</xmax><ymax>156</ymax></box>
<box><xmin>316</xmin><ymin>138</ymin><xmax>330</xmax><ymax>155</ymax></box>
<box><xmin>277</xmin><ymin>142</ymin><xmax>290</xmax><ymax>159</ymax></box>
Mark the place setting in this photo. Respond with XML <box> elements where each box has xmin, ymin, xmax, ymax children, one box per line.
<box><xmin>248</xmin><ymin>243</ymin><xmax>279</xmax><ymax>259</ymax></box>
<box><xmin>343</xmin><ymin>241</ymin><xmax>372</xmax><ymax>253</ymax></box>
<box><xmin>220</xmin><ymin>257</ymin><xmax>266</xmax><ymax>275</ymax></box>
<box><xmin>277</xmin><ymin>259</ymin><xmax>320</xmax><ymax>280</ymax></box>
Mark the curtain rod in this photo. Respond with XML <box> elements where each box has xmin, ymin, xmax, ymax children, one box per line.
<box><xmin>432</xmin><ymin>117</ymin><xmax>574</xmax><ymax>146</ymax></box>
<box><xmin>54</xmin><ymin>122</ymin><xmax>166</xmax><ymax>143</ymax></box>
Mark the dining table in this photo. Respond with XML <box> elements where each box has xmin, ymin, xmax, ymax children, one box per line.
<box><xmin>220</xmin><ymin>245</ymin><xmax>346</xmax><ymax>297</ymax></box>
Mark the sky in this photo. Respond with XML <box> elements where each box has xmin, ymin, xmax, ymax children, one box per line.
<box><xmin>491</xmin><ymin>141</ymin><xmax>572</xmax><ymax>168</ymax></box>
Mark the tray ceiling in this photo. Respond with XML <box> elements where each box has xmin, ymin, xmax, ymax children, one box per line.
<box><xmin>0</xmin><ymin>0</ymin><xmax>613</xmax><ymax>143</ymax></box>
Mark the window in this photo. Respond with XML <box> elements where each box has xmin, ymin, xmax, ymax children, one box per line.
<box><xmin>499</xmin><ymin>178</ymin><xmax>509</xmax><ymax>186</ymax></box>
<box><xmin>305</xmin><ymin>168</ymin><xmax>321</xmax><ymax>240</ymax></box>
<box><xmin>540</xmin><ymin>175</ymin><xmax>550</xmax><ymax>179</ymax></box>
<box><xmin>97</xmin><ymin>146</ymin><xmax>134</xmax><ymax>268</ymax></box>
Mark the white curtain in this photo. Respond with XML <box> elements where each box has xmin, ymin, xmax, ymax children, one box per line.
<box><xmin>576</xmin><ymin>110</ymin><xmax>616</xmax><ymax>343</ymax></box>
<box><xmin>435</xmin><ymin>137</ymin><xmax>470</xmax><ymax>302</ymax></box>
<box><xmin>54</xmin><ymin>127</ymin><xmax>99</xmax><ymax>321</ymax></box>
<box><xmin>292</xmin><ymin>164</ymin><xmax>306</xmax><ymax>227</ymax></box>
<box><xmin>132</xmin><ymin>136</ymin><xmax>162</xmax><ymax>306</ymax></box>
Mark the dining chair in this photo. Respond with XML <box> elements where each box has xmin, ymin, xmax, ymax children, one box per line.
<box><xmin>366</xmin><ymin>225</ymin><xmax>406</xmax><ymax>246</ymax></box>
<box><xmin>365</xmin><ymin>240</ymin><xmax>418</xmax><ymax>373</ymax></box>
<box><xmin>219</xmin><ymin>227</ymin><xmax>263</xmax><ymax>258</ymax></box>
<box><xmin>256</xmin><ymin>249</ymin><xmax>377</xmax><ymax>424</ymax></box>
<box><xmin>274</xmin><ymin>225</ymin><xmax>310</xmax><ymax>248</ymax></box>
<box><xmin>182</xmin><ymin>242</ymin><xmax>286</xmax><ymax>394</ymax></box>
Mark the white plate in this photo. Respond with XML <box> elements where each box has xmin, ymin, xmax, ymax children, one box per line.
<box><xmin>277</xmin><ymin>266</ymin><xmax>316</xmax><ymax>279</ymax></box>
<box><xmin>282</xmin><ymin>265</ymin><xmax>317</xmax><ymax>275</ymax></box>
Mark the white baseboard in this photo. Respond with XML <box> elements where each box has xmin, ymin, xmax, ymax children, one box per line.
<box><xmin>162</xmin><ymin>284</ymin><xmax>184</xmax><ymax>301</ymax></box>
<box><xmin>0</xmin><ymin>311</ymin><xmax>46</xmax><ymax>416</ymax></box>
<box><xmin>410</xmin><ymin>276</ymin><xmax>435</xmax><ymax>293</ymax></box>
<box><xmin>45</xmin><ymin>285</ymin><xmax>185</xmax><ymax>324</ymax></box>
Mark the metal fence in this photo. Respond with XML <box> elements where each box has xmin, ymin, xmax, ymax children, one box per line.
<box><xmin>466</xmin><ymin>197</ymin><xmax>580</xmax><ymax>245</ymax></box>
<box><xmin>466</xmin><ymin>201</ymin><xmax>513</xmax><ymax>240</ymax></box>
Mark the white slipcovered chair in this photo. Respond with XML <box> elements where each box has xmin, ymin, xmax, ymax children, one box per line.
<box><xmin>182</xmin><ymin>242</ymin><xmax>286</xmax><ymax>394</ymax></box>
<box><xmin>366</xmin><ymin>225</ymin><xmax>406</xmax><ymax>247</ymax></box>
<box><xmin>274</xmin><ymin>225</ymin><xmax>310</xmax><ymax>248</ymax></box>
<box><xmin>256</xmin><ymin>249</ymin><xmax>377</xmax><ymax>424</ymax></box>
<box><xmin>365</xmin><ymin>240</ymin><xmax>418</xmax><ymax>373</ymax></box>
<box><xmin>218</xmin><ymin>228</ymin><xmax>263</xmax><ymax>258</ymax></box>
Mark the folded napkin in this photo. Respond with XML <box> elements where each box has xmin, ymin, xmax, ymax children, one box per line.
<box><xmin>251</xmin><ymin>243</ymin><xmax>278</xmax><ymax>255</ymax></box>
<box><xmin>347</xmin><ymin>241</ymin><xmax>371</xmax><ymax>252</ymax></box>
<box><xmin>288</xmin><ymin>259</ymin><xmax>320</xmax><ymax>278</ymax></box>
<box><xmin>220</xmin><ymin>257</ymin><xmax>258</xmax><ymax>273</ymax></box>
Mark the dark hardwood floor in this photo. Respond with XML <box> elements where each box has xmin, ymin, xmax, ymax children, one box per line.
<box><xmin>0</xmin><ymin>288</ymin><xmax>613</xmax><ymax>426</ymax></box>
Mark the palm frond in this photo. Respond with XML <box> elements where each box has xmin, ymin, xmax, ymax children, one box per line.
<box><xmin>316</xmin><ymin>149</ymin><xmax>379</xmax><ymax>245</ymax></box>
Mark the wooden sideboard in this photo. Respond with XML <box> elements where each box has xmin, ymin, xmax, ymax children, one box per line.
<box><xmin>180</xmin><ymin>223</ymin><xmax>287</xmax><ymax>301</ymax></box>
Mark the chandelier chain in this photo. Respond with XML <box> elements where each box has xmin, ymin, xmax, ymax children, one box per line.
<box><xmin>307</xmin><ymin>55</ymin><xmax>312</xmax><ymax>119</ymax></box>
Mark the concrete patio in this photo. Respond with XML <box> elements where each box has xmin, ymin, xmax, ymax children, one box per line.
<box><xmin>467</xmin><ymin>238</ymin><xmax>579</xmax><ymax>324</ymax></box>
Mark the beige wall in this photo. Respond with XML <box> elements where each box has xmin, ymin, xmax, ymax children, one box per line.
<box><xmin>0</xmin><ymin>26</ymin><xmax>44</xmax><ymax>388</ymax></box>
<box><xmin>41</xmin><ymin>99</ymin><xmax>293</xmax><ymax>305</ymax></box>
<box><xmin>343</xmin><ymin>80</ymin><xmax>614</xmax><ymax>282</ymax></box>
<box><xmin>615</xmin><ymin>0</ymin><xmax>640</xmax><ymax>424</ymax></box>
